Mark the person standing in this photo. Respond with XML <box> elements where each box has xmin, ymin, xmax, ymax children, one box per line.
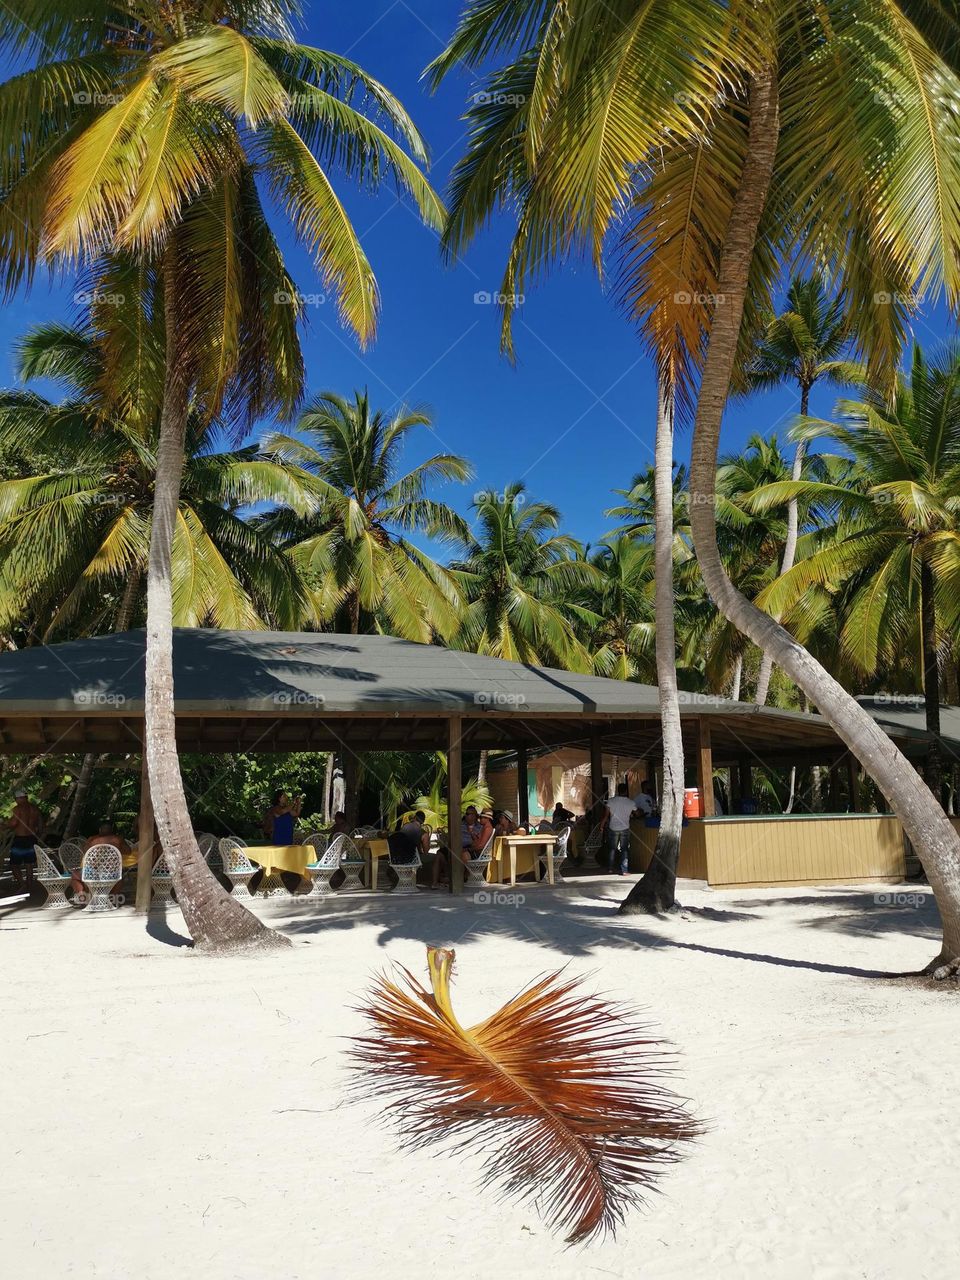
<box><xmin>262</xmin><ymin>791</ymin><xmax>302</xmax><ymax>844</ymax></box>
<box><xmin>601</xmin><ymin>783</ymin><xmax>638</xmax><ymax>875</ymax></box>
<box><xmin>631</xmin><ymin>780</ymin><xmax>658</xmax><ymax>818</ymax></box>
<box><xmin>7</xmin><ymin>790</ymin><xmax>44</xmax><ymax>890</ymax></box>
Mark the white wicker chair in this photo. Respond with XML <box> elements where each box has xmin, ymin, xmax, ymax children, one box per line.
<box><xmin>219</xmin><ymin>837</ymin><xmax>256</xmax><ymax>898</ymax></box>
<box><xmin>303</xmin><ymin>837</ymin><xmax>341</xmax><ymax>900</ymax></box>
<box><xmin>388</xmin><ymin>844</ymin><xmax>421</xmax><ymax>894</ymax></box>
<box><xmin>582</xmin><ymin>825</ymin><xmax>604</xmax><ymax>867</ymax></box>
<box><xmin>463</xmin><ymin>830</ymin><xmax>495</xmax><ymax>890</ymax></box>
<box><xmin>333</xmin><ymin>834</ymin><xmax>365</xmax><ymax>890</ymax></box>
<box><xmin>151</xmin><ymin>851</ymin><xmax>173</xmax><ymax>902</ymax></box>
<box><xmin>79</xmin><ymin>843</ymin><xmax>123</xmax><ymax>912</ymax></box>
<box><xmin>34</xmin><ymin>846</ymin><xmax>72</xmax><ymax>909</ymax></box>
<box><xmin>546</xmin><ymin>826</ymin><xmax>571</xmax><ymax>880</ymax></box>
<box><xmin>58</xmin><ymin>839</ymin><xmax>84</xmax><ymax>876</ymax></box>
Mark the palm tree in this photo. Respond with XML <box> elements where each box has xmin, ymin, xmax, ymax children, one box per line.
<box><xmin>0</xmin><ymin>321</ymin><xmax>314</xmax><ymax>638</ymax></box>
<box><xmin>741</xmin><ymin>275</ymin><xmax>856</xmax><ymax>704</ymax></box>
<box><xmin>575</xmin><ymin>536</ymin><xmax>655</xmax><ymax>681</ymax></box>
<box><xmin>753</xmin><ymin>344</ymin><xmax>960</xmax><ymax>800</ymax></box>
<box><xmin>449</xmin><ymin>484</ymin><xmax>596</xmax><ymax>670</ymax></box>
<box><xmin>0</xmin><ymin>0</ymin><xmax>443</xmax><ymax>950</ymax></box>
<box><xmin>433</xmin><ymin>0</ymin><xmax>960</xmax><ymax>977</ymax></box>
<box><xmin>261</xmin><ymin>390</ymin><xmax>471</xmax><ymax>640</ymax></box>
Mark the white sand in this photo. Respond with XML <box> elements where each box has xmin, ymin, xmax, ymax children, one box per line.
<box><xmin>1</xmin><ymin>877</ymin><xmax>956</xmax><ymax>1279</ymax></box>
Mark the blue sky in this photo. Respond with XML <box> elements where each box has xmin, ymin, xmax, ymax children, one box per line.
<box><xmin>2</xmin><ymin>0</ymin><xmax>956</xmax><ymax>548</ymax></box>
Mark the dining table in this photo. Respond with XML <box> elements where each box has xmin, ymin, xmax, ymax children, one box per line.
<box><xmin>488</xmin><ymin>833</ymin><xmax>556</xmax><ymax>887</ymax></box>
<box><xmin>360</xmin><ymin>837</ymin><xmax>391</xmax><ymax>890</ymax></box>
<box><xmin>247</xmin><ymin>844</ymin><xmax>314</xmax><ymax>896</ymax></box>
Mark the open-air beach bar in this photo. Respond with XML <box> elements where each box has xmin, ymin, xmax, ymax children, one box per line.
<box><xmin>1</xmin><ymin>628</ymin><xmax>954</xmax><ymax>897</ymax></box>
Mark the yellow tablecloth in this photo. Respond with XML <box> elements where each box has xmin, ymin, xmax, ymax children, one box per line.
<box><xmin>248</xmin><ymin>844</ymin><xmax>314</xmax><ymax>877</ymax></box>
<box><xmin>488</xmin><ymin>835</ymin><xmax>556</xmax><ymax>885</ymax></box>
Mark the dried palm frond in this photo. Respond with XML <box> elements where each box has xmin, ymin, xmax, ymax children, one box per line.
<box><xmin>347</xmin><ymin>946</ymin><xmax>703</xmax><ymax>1245</ymax></box>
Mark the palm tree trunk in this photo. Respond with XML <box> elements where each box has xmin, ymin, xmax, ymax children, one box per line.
<box><xmin>621</xmin><ymin>377</ymin><xmax>684</xmax><ymax>914</ymax></box>
<box><xmin>146</xmin><ymin>258</ymin><xmax>285</xmax><ymax>952</ymax></box>
<box><xmin>477</xmin><ymin>749</ymin><xmax>489</xmax><ymax>787</ymax></box>
<box><xmin>63</xmin><ymin>752</ymin><xmax>99</xmax><ymax>838</ymax></box>
<box><xmin>686</xmin><ymin>65</ymin><xmax>960</xmax><ymax>978</ymax></box>
<box><xmin>117</xmin><ymin>566</ymin><xmax>141</xmax><ymax>631</ymax></box>
<box><xmin>730</xmin><ymin>653</ymin><xmax>743</xmax><ymax>701</ymax></box>
<box><xmin>754</xmin><ymin>386</ymin><xmax>810</xmax><ymax>706</ymax></box>
<box><xmin>323</xmin><ymin>751</ymin><xmax>334</xmax><ymax>824</ymax></box>
<box><xmin>920</xmin><ymin>557</ymin><xmax>943</xmax><ymax>800</ymax></box>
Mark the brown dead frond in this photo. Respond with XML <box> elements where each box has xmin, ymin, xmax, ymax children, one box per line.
<box><xmin>347</xmin><ymin>946</ymin><xmax>704</xmax><ymax>1245</ymax></box>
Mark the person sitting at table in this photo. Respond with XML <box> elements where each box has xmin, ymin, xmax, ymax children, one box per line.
<box><xmin>492</xmin><ymin>810</ymin><xmax>516</xmax><ymax>838</ymax></box>
<box><xmin>430</xmin><ymin>805</ymin><xmax>492</xmax><ymax>888</ymax></box>
<box><xmin>262</xmin><ymin>791</ymin><xmax>302</xmax><ymax>845</ymax></box>
<box><xmin>84</xmin><ymin>821</ymin><xmax>133</xmax><ymax>863</ymax></box>
<box><xmin>389</xmin><ymin>810</ymin><xmax>428</xmax><ymax>865</ymax></box>
<box><xmin>329</xmin><ymin>810</ymin><xmax>350</xmax><ymax>838</ymax></box>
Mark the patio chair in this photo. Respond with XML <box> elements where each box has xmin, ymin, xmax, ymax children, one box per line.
<box><xmin>582</xmin><ymin>825</ymin><xmax>604</xmax><ymax>867</ymax></box>
<box><xmin>219</xmin><ymin>837</ymin><xmax>256</xmax><ymax>899</ymax></box>
<box><xmin>151</xmin><ymin>852</ymin><xmax>174</xmax><ymax>903</ymax></box>
<box><xmin>79</xmin><ymin>843</ymin><xmax>123</xmax><ymax>912</ymax></box>
<box><xmin>546</xmin><ymin>826</ymin><xmax>571</xmax><ymax>881</ymax></box>
<box><xmin>34</xmin><ymin>846</ymin><xmax>72</xmax><ymax>909</ymax></box>
<box><xmin>58</xmin><ymin>839</ymin><xmax>84</xmax><ymax>876</ymax></box>
<box><xmin>388</xmin><ymin>844</ymin><xmax>421</xmax><ymax>894</ymax></box>
<box><xmin>330</xmin><ymin>834</ymin><xmax>365</xmax><ymax>890</ymax></box>
<box><xmin>463</xmin><ymin>830</ymin><xmax>495</xmax><ymax>890</ymax></box>
<box><xmin>303</xmin><ymin>837</ymin><xmax>341</xmax><ymax>900</ymax></box>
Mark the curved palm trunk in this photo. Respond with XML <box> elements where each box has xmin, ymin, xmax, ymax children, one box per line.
<box><xmin>621</xmin><ymin>378</ymin><xmax>684</xmax><ymax>914</ymax></box>
<box><xmin>146</xmin><ymin>264</ymin><xmax>286</xmax><ymax>953</ymax></box>
<box><xmin>730</xmin><ymin>653</ymin><xmax>743</xmax><ymax>701</ymax></box>
<box><xmin>687</xmin><ymin>66</ymin><xmax>960</xmax><ymax>977</ymax></box>
<box><xmin>754</xmin><ymin>387</ymin><xmax>809</xmax><ymax>706</ymax></box>
<box><xmin>920</xmin><ymin>559</ymin><xmax>943</xmax><ymax>800</ymax></box>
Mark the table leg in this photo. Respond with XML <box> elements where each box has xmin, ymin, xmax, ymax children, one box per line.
<box><xmin>546</xmin><ymin>847</ymin><xmax>555</xmax><ymax>885</ymax></box>
<box><xmin>509</xmin><ymin>844</ymin><xmax>516</xmax><ymax>888</ymax></box>
<box><xmin>370</xmin><ymin>853</ymin><xmax>378</xmax><ymax>892</ymax></box>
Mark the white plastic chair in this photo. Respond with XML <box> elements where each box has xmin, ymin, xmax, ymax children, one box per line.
<box><xmin>388</xmin><ymin>843</ymin><xmax>421</xmax><ymax>894</ymax></box>
<box><xmin>304</xmin><ymin>836</ymin><xmax>341</xmax><ymax>900</ymax></box>
<box><xmin>463</xmin><ymin>830</ymin><xmax>495</xmax><ymax>890</ymax></box>
<box><xmin>352</xmin><ymin>825</ymin><xmax>379</xmax><ymax>840</ymax></box>
<box><xmin>219</xmin><ymin>837</ymin><xmax>256</xmax><ymax>898</ymax></box>
<box><xmin>58</xmin><ymin>839</ymin><xmax>84</xmax><ymax>875</ymax></box>
<box><xmin>34</xmin><ymin>846</ymin><xmax>72</xmax><ymax>909</ymax></box>
<box><xmin>79</xmin><ymin>843</ymin><xmax>123</xmax><ymax>912</ymax></box>
<box><xmin>546</xmin><ymin>826</ymin><xmax>571</xmax><ymax>880</ymax></box>
<box><xmin>151</xmin><ymin>851</ymin><xmax>173</xmax><ymax>902</ymax></box>
<box><xmin>331</xmin><ymin>833</ymin><xmax>365</xmax><ymax>890</ymax></box>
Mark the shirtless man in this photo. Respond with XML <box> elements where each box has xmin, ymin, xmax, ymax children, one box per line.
<box><xmin>7</xmin><ymin>790</ymin><xmax>44</xmax><ymax>891</ymax></box>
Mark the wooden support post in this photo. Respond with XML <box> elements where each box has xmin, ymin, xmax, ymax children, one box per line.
<box><xmin>846</xmin><ymin>755</ymin><xmax>860</xmax><ymax>812</ymax></box>
<box><xmin>589</xmin><ymin>729</ymin><xmax>604</xmax><ymax>809</ymax></box>
<box><xmin>516</xmin><ymin>745</ymin><xmax>529</xmax><ymax>829</ymax></box>
<box><xmin>697</xmin><ymin>717</ymin><xmax>715</xmax><ymax>817</ymax></box>
<box><xmin>737</xmin><ymin>760</ymin><xmax>753</xmax><ymax>801</ymax></box>
<box><xmin>828</xmin><ymin>759</ymin><xmax>842</xmax><ymax>812</ymax></box>
<box><xmin>448</xmin><ymin>716</ymin><xmax>463</xmax><ymax>895</ymax></box>
<box><xmin>134</xmin><ymin>752</ymin><xmax>155</xmax><ymax>914</ymax></box>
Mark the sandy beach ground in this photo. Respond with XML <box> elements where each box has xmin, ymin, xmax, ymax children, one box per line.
<box><xmin>1</xmin><ymin>875</ymin><xmax>956</xmax><ymax>1280</ymax></box>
